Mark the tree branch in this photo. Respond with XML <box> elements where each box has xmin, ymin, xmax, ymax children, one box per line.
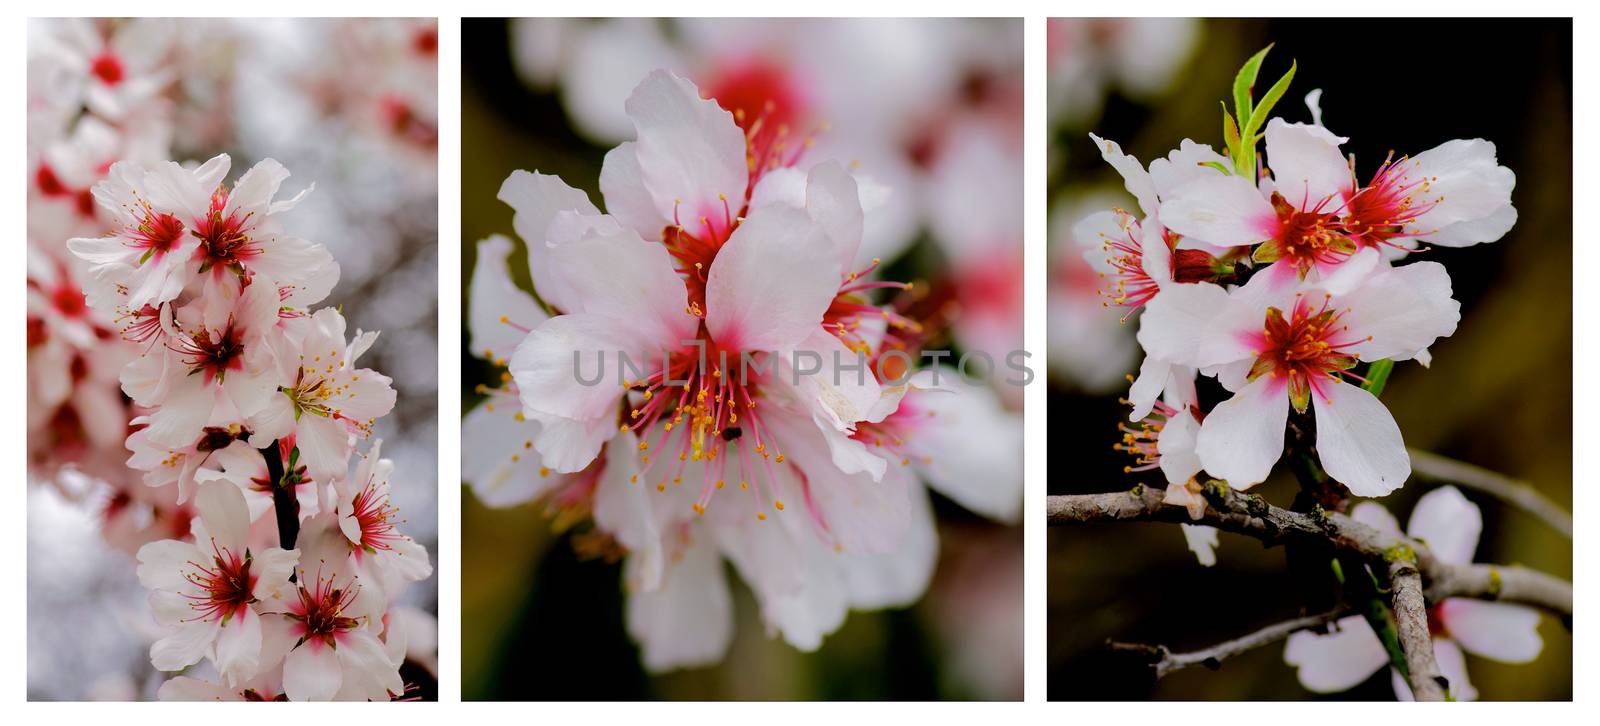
<box><xmin>1407</xmin><ymin>448</ymin><xmax>1572</xmax><ymax>538</ymax></box>
<box><xmin>1108</xmin><ymin>609</ymin><xmax>1347</xmax><ymax>679</ymax></box>
<box><xmin>261</xmin><ymin>444</ymin><xmax>299</xmax><ymax>550</ymax></box>
<box><xmin>1046</xmin><ymin>485</ymin><xmax>1572</xmax><ymax>618</ymax></box>
<box><xmin>1388</xmin><ymin>559</ymin><xmax>1447</xmax><ymax>701</ymax></box>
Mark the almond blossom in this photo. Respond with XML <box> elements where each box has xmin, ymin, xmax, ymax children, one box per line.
<box><xmin>134</xmin><ymin>481</ymin><xmax>298</xmax><ymax>685</ymax></box>
<box><xmin>251</xmin><ymin>308</ymin><xmax>396</xmax><ymax>483</ymax></box>
<box><xmin>65</xmin><ymin>153</ymin><xmax>429</xmax><ymax>700</ymax></box>
<box><xmin>68</xmin><ymin>154</ymin><xmax>328</xmax><ymax>312</ymax></box>
<box><xmin>29</xmin><ymin>18</ymin><xmax>176</xmax><ymax>121</ymax></box>
<box><xmin>1138</xmin><ymin>262</ymin><xmax>1459</xmax><ymax>495</ymax></box>
<box><xmin>1066</xmin><ymin>45</ymin><xmax>1546</xmax><ymax>699</ymax></box>
<box><xmin>1159</xmin><ymin>117</ymin><xmax>1515</xmax><ymax>290</ymax></box>
<box><xmin>258</xmin><ymin>513</ymin><xmax>404</xmax><ymax>701</ymax></box>
<box><xmin>1284</xmin><ymin>487</ymin><xmax>1543</xmax><ymax>700</ymax></box>
<box><xmin>337</xmin><ymin>441</ymin><xmax>433</xmax><ymax>592</ymax></box>
<box><xmin>471</xmin><ymin>69</ymin><xmax>1021</xmax><ymax>670</ymax></box>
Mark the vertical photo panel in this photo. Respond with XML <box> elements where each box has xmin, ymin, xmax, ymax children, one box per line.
<box><xmin>461</xmin><ymin>17</ymin><xmax>1025</xmax><ymax>700</ymax></box>
<box><xmin>1045</xmin><ymin>17</ymin><xmax>1572</xmax><ymax>702</ymax></box>
<box><xmin>25</xmin><ymin>17</ymin><xmax>440</xmax><ymax>701</ymax></box>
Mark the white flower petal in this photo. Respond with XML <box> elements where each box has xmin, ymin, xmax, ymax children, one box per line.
<box><xmin>1157</xmin><ymin>408</ymin><xmax>1203</xmax><ymax>486</ymax></box>
<box><xmin>1194</xmin><ymin>376</ymin><xmax>1289</xmax><ymax>490</ymax></box>
<box><xmin>1406</xmin><ymin>485</ymin><xmax>1482</xmax><ymax>565</ymax></box>
<box><xmin>1088</xmin><ymin>133</ymin><xmax>1157</xmax><ymax>217</ymax></box>
<box><xmin>1158</xmin><ymin>173</ymin><xmax>1277</xmax><ymax>248</ymax></box>
<box><xmin>705</xmin><ymin>204</ymin><xmax>839</xmax><ymax>353</ymax></box>
<box><xmin>626</xmin><ymin>70</ymin><xmax>748</xmax><ymax>226</ymax></box>
<box><xmin>1312</xmin><ymin>381</ymin><xmax>1409</xmax><ymax>497</ymax></box>
<box><xmin>1284</xmin><ymin>615</ymin><xmax>1388</xmax><ymax>693</ymax></box>
<box><xmin>1180</xmin><ymin>523</ymin><xmax>1219</xmax><ymax>566</ymax></box>
<box><xmin>625</xmin><ymin>537</ymin><xmax>733</xmax><ymax>672</ymax></box>
<box><xmin>1264</xmin><ymin>118</ymin><xmax>1351</xmax><ymax>206</ymax></box>
<box><xmin>1439</xmin><ymin>599</ymin><xmax>1542</xmax><ymax>663</ymax></box>
<box><xmin>497</xmin><ymin>170</ymin><xmax>601</xmax><ymax>314</ymax></box>
<box><xmin>283</xmin><ymin>642</ymin><xmax>342</xmax><ymax>702</ymax></box>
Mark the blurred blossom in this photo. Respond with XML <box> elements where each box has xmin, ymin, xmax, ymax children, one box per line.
<box><xmin>1046</xmin><ymin>18</ymin><xmax>1199</xmax><ymax>128</ymax></box>
<box><xmin>27</xmin><ymin>17</ymin><xmax>437</xmax><ymax>701</ymax></box>
<box><xmin>1047</xmin><ymin>191</ymin><xmax>1142</xmax><ymax>392</ymax></box>
<box><xmin>508</xmin><ymin>17</ymin><xmax>1020</xmax><ymax>263</ymax></box>
<box><xmin>923</xmin><ymin>115</ymin><xmax>1024</xmax><ymax>398</ymax></box>
<box><xmin>926</xmin><ymin>529</ymin><xmax>1024</xmax><ymax>700</ymax></box>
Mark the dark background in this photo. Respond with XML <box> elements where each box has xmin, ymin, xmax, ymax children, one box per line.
<box><xmin>1047</xmin><ymin>18</ymin><xmax>1573</xmax><ymax>700</ymax></box>
<box><xmin>461</xmin><ymin>18</ymin><xmax>1021</xmax><ymax>701</ymax></box>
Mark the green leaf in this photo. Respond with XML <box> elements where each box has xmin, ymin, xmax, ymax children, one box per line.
<box><xmin>1233</xmin><ymin>44</ymin><xmax>1274</xmax><ymax>127</ymax></box>
<box><xmin>1222</xmin><ymin>103</ymin><xmax>1242</xmax><ymax>162</ymax></box>
<box><xmin>1362</xmin><ymin>359</ymin><xmax>1395</xmax><ymax>397</ymax></box>
<box><xmin>1330</xmin><ymin>558</ymin><xmax>1346</xmax><ymax>585</ymax></box>
<box><xmin>1241</xmin><ymin>59</ymin><xmax>1298</xmax><ymax>143</ymax></box>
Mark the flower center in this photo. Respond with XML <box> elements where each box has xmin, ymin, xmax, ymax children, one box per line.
<box><xmin>173</xmin><ymin>322</ymin><xmax>246</xmax><ymax>383</ymax></box>
<box><xmin>1114</xmin><ymin>398</ymin><xmax>1188</xmax><ymax>473</ymax></box>
<box><xmin>116</xmin><ymin>303</ymin><xmax>164</xmax><ymax>344</ymax></box>
<box><xmin>35</xmin><ymin>163</ymin><xmax>70</xmax><ymax>197</ymax></box>
<box><xmin>1248</xmin><ymin>293</ymin><xmax>1367</xmax><ymax>412</ymax></box>
<box><xmin>660</xmin><ymin>197</ymin><xmax>737</xmax><ymax>317</ymax></box>
<box><xmin>705</xmin><ymin>58</ymin><xmax>812</xmax><ymax>197</ymax></box>
<box><xmin>352</xmin><ymin>482</ymin><xmax>404</xmax><ymax>553</ymax></box>
<box><xmin>182</xmin><ymin>542</ymin><xmax>255</xmax><ymax>624</ymax></box>
<box><xmin>192</xmin><ymin>190</ymin><xmax>257</xmax><ymax>270</ymax></box>
<box><xmin>130</xmin><ymin>209</ymin><xmax>186</xmax><ymax>261</ymax></box>
<box><xmin>51</xmin><ymin>280</ymin><xmax>87</xmax><ymax>318</ymax></box>
<box><xmin>380</xmin><ymin>95</ymin><xmax>438</xmax><ymax>148</ymax></box>
<box><xmin>90</xmin><ymin>52</ymin><xmax>125</xmax><ymax>85</ymax></box>
<box><xmin>823</xmin><ymin>257</ymin><xmax>921</xmax><ymax>354</ymax></box>
<box><xmin>1087</xmin><ymin>211</ymin><xmax>1168</xmax><ymax>318</ymax></box>
<box><xmin>624</xmin><ymin>338</ymin><xmax>791</xmax><ymax>521</ymax></box>
<box><xmin>1341</xmin><ymin>154</ymin><xmax>1439</xmax><ymax>250</ymax></box>
<box><xmin>412</xmin><ymin>25</ymin><xmax>438</xmax><ymax>55</ymax></box>
<box><xmin>290</xmin><ymin>568</ymin><xmax>361</xmax><ymax>649</ymax></box>
<box><xmin>1255</xmin><ymin>192</ymin><xmax>1357</xmax><ymax>277</ymax></box>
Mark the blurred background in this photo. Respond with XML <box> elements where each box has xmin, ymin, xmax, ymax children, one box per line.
<box><xmin>1046</xmin><ymin>18</ymin><xmax>1572</xmax><ymax>700</ymax></box>
<box><xmin>26</xmin><ymin>17</ymin><xmax>439</xmax><ymax>700</ymax></box>
<box><xmin>462</xmin><ymin>17</ymin><xmax>1022</xmax><ymax>700</ymax></box>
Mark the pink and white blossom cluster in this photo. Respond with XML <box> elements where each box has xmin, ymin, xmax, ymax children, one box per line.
<box><xmin>27</xmin><ymin>18</ymin><xmax>191</xmax><ymax>549</ymax></box>
<box><xmin>63</xmin><ymin>153</ymin><xmax>431</xmax><ymax>700</ymax></box>
<box><xmin>464</xmin><ymin>70</ymin><xmax>1022</xmax><ymax>670</ymax></box>
<box><xmin>1075</xmin><ymin>55</ymin><xmax>1539</xmax><ymax>698</ymax></box>
<box><xmin>1082</xmin><ymin>90</ymin><xmax>1510</xmax><ymax>506</ymax></box>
